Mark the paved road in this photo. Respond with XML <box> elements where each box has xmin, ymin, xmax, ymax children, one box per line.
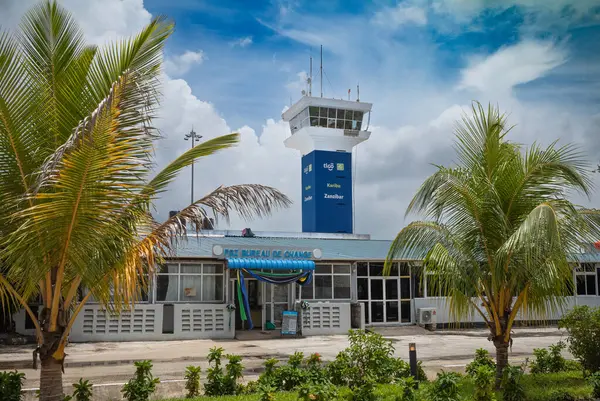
<box><xmin>0</xmin><ymin>326</ymin><xmax>571</xmax><ymax>389</ymax></box>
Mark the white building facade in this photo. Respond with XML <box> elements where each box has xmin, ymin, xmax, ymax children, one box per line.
<box><xmin>13</xmin><ymin>231</ymin><xmax>600</xmax><ymax>342</ymax></box>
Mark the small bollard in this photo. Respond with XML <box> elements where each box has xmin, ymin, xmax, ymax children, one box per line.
<box><xmin>409</xmin><ymin>342</ymin><xmax>419</xmax><ymax>388</ymax></box>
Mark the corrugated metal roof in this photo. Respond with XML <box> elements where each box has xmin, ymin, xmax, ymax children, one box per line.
<box><xmin>172</xmin><ymin>235</ymin><xmax>600</xmax><ymax>263</ymax></box>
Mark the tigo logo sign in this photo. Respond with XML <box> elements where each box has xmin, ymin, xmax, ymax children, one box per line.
<box><xmin>323</xmin><ymin>162</ymin><xmax>334</xmax><ymax>171</ymax></box>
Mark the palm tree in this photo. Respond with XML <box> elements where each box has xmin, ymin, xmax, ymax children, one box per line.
<box><xmin>385</xmin><ymin>102</ymin><xmax>600</xmax><ymax>382</ymax></box>
<box><xmin>0</xmin><ymin>2</ymin><xmax>291</xmax><ymax>400</ymax></box>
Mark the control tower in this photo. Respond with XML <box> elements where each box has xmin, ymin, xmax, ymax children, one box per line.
<box><xmin>282</xmin><ymin>86</ymin><xmax>373</xmax><ymax>234</ymax></box>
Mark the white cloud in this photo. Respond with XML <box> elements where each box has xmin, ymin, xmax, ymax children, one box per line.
<box><xmin>372</xmin><ymin>4</ymin><xmax>428</xmax><ymax>28</ymax></box>
<box><xmin>458</xmin><ymin>40</ymin><xmax>568</xmax><ymax>95</ymax></box>
<box><xmin>164</xmin><ymin>50</ymin><xmax>205</xmax><ymax>77</ymax></box>
<box><xmin>230</xmin><ymin>36</ymin><xmax>253</xmax><ymax>48</ymax></box>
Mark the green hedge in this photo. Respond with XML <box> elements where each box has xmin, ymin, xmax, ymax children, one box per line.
<box><xmin>161</xmin><ymin>371</ymin><xmax>592</xmax><ymax>401</ymax></box>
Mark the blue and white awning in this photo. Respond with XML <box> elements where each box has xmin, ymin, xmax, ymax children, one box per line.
<box><xmin>226</xmin><ymin>258</ymin><xmax>315</xmax><ymax>271</ymax></box>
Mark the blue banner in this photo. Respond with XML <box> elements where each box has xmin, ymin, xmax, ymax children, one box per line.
<box><xmin>301</xmin><ymin>150</ymin><xmax>352</xmax><ymax>233</ymax></box>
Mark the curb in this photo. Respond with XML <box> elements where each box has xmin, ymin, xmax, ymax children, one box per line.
<box><xmin>0</xmin><ymin>353</ymin><xmax>285</xmax><ymax>370</ymax></box>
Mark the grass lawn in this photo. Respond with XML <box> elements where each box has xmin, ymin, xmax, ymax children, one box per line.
<box><xmin>160</xmin><ymin>371</ymin><xmax>593</xmax><ymax>401</ymax></box>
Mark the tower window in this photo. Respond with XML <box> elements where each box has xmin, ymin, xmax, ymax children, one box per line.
<box><xmin>309</xmin><ymin>106</ymin><xmax>319</xmax><ymax>117</ymax></box>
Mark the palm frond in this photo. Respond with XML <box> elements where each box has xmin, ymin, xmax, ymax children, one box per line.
<box><xmin>0</xmin><ymin>30</ymin><xmax>38</xmax><ymax>218</ymax></box>
<box><xmin>4</xmin><ymin>70</ymin><xmax>154</xmax><ymax>308</ymax></box>
<box><xmin>18</xmin><ymin>0</ymin><xmax>97</xmax><ymax>150</ymax></box>
<box><xmin>142</xmin><ymin>133</ymin><xmax>240</xmax><ymax>200</ymax></box>
<box><xmin>86</xmin><ymin>15</ymin><xmax>174</xmax><ymax>107</ymax></box>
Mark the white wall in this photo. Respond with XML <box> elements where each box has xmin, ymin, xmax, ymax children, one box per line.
<box><xmin>301</xmin><ymin>302</ymin><xmax>351</xmax><ymax>335</ymax></box>
<box><xmin>413</xmin><ymin>296</ymin><xmax>600</xmax><ymax>325</ymax></box>
<box><xmin>66</xmin><ymin>303</ymin><xmax>234</xmax><ymax>342</ymax></box>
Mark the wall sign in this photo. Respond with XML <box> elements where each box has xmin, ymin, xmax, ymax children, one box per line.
<box><xmin>213</xmin><ymin>245</ymin><xmax>322</xmax><ymax>260</ymax></box>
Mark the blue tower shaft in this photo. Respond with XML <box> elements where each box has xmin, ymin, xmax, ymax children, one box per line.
<box><xmin>301</xmin><ymin>150</ymin><xmax>353</xmax><ymax>233</ymax></box>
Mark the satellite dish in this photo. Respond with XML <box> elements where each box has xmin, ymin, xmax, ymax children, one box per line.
<box><xmin>301</xmin><ymin>90</ymin><xmax>306</xmax><ymax>95</ymax></box>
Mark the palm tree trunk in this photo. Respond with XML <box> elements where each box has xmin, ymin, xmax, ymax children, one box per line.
<box><xmin>39</xmin><ymin>354</ymin><xmax>64</xmax><ymax>401</ymax></box>
<box><xmin>493</xmin><ymin>338</ymin><xmax>509</xmax><ymax>385</ymax></box>
<box><xmin>38</xmin><ymin>305</ymin><xmax>67</xmax><ymax>401</ymax></box>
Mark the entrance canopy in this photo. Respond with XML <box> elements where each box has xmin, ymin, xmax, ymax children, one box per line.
<box><xmin>226</xmin><ymin>258</ymin><xmax>315</xmax><ymax>271</ymax></box>
<box><xmin>227</xmin><ymin>258</ymin><xmax>314</xmax><ymax>330</ymax></box>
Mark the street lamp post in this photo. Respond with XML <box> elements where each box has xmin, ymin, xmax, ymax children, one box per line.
<box><xmin>184</xmin><ymin>128</ymin><xmax>202</xmax><ymax>205</ymax></box>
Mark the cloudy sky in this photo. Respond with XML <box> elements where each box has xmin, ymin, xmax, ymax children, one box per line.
<box><xmin>1</xmin><ymin>0</ymin><xmax>600</xmax><ymax>239</ymax></box>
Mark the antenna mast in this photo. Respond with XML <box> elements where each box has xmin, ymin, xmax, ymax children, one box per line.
<box><xmin>320</xmin><ymin>45</ymin><xmax>323</xmax><ymax>98</ymax></box>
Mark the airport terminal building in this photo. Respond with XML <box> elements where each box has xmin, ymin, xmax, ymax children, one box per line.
<box><xmin>13</xmin><ymin>94</ymin><xmax>600</xmax><ymax>342</ymax></box>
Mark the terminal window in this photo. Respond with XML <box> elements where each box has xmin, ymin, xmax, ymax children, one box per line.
<box><xmin>575</xmin><ymin>263</ymin><xmax>598</xmax><ymax>296</ymax></box>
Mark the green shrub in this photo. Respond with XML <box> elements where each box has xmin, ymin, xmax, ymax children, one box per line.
<box><xmin>278</xmin><ymin>352</ymin><xmax>306</xmax><ymax>391</ymax></box>
<box><xmin>329</xmin><ymin>329</ymin><xmax>402</xmax><ymax>388</ymax></box>
<box><xmin>204</xmin><ymin>348</ymin><xmax>245</xmax><ymax>396</ymax></box>
<box><xmin>501</xmin><ymin>365</ymin><xmax>525</xmax><ymax>401</ymax></box>
<box><xmin>184</xmin><ymin>366</ymin><xmax>201</xmax><ymax>398</ymax></box>
<box><xmin>204</xmin><ymin>347</ymin><xmax>226</xmax><ymax>396</ymax></box>
<box><xmin>305</xmin><ymin>353</ymin><xmax>329</xmax><ymax>385</ymax></box>
<box><xmin>474</xmin><ymin>365</ymin><xmax>496</xmax><ymax>401</ymax></box>
<box><xmin>224</xmin><ymin>354</ymin><xmax>245</xmax><ymax>395</ymax></box>
<box><xmin>71</xmin><ymin>378</ymin><xmax>93</xmax><ymax>401</ymax></box>
<box><xmin>548</xmin><ymin>342</ymin><xmax>567</xmax><ymax>373</ymax></box>
<box><xmin>297</xmin><ymin>381</ymin><xmax>338</xmax><ymax>401</ymax></box>
<box><xmin>531</xmin><ymin>342</ymin><xmax>567</xmax><ymax>374</ymax></box>
<box><xmin>428</xmin><ymin>371</ymin><xmax>461</xmax><ymax>401</ymax></box>
<box><xmin>327</xmin><ymin>350</ymin><xmax>352</xmax><ymax>386</ymax></box>
<box><xmin>121</xmin><ymin>360</ymin><xmax>160</xmax><ymax>401</ymax></box>
<box><xmin>588</xmin><ymin>372</ymin><xmax>600</xmax><ymax>399</ymax></box>
<box><xmin>395</xmin><ymin>376</ymin><xmax>417</xmax><ymax>401</ymax></box>
<box><xmin>242</xmin><ymin>380</ymin><xmax>259</xmax><ymax>394</ymax></box>
<box><xmin>466</xmin><ymin>349</ymin><xmax>496</xmax><ymax>377</ymax></box>
<box><xmin>0</xmin><ymin>370</ymin><xmax>25</xmax><ymax>401</ymax></box>
<box><xmin>347</xmin><ymin>375</ymin><xmax>378</xmax><ymax>401</ymax></box>
<box><xmin>388</xmin><ymin>358</ymin><xmax>411</xmax><ymax>382</ymax></box>
<box><xmin>258</xmin><ymin>358</ymin><xmax>281</xmax><ymax>388</ymax></box>
<box><xmin>258</xmin><ymin>382</ymin><xmax>276</xmax><ymax>401</ymax></box>
<box><xmin>560</xmin><ymin>306</ymin><xmax>600</xmax><ymax>374</ymax></box>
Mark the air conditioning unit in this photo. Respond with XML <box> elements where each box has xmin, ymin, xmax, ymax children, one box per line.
<box><xmin>418</xmin><ymin>307</ymin><xmax>437</xmax><ymax>331</ymax></box>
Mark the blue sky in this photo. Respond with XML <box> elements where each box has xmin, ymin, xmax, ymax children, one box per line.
<box><xmin>144</xmin><ymin>0</ymin><xmax>600</xmax><ymax>129</ymax></box>
<box><xmin>3</xmin><ymin>0</ymin><xmax>600</xmax><ymax>238</ymax></box>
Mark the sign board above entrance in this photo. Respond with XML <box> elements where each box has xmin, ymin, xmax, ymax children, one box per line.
<box><xmin>212</xmin><ymin>245</ymin><xmax>322</xmax><ymax>260</ymax></box>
